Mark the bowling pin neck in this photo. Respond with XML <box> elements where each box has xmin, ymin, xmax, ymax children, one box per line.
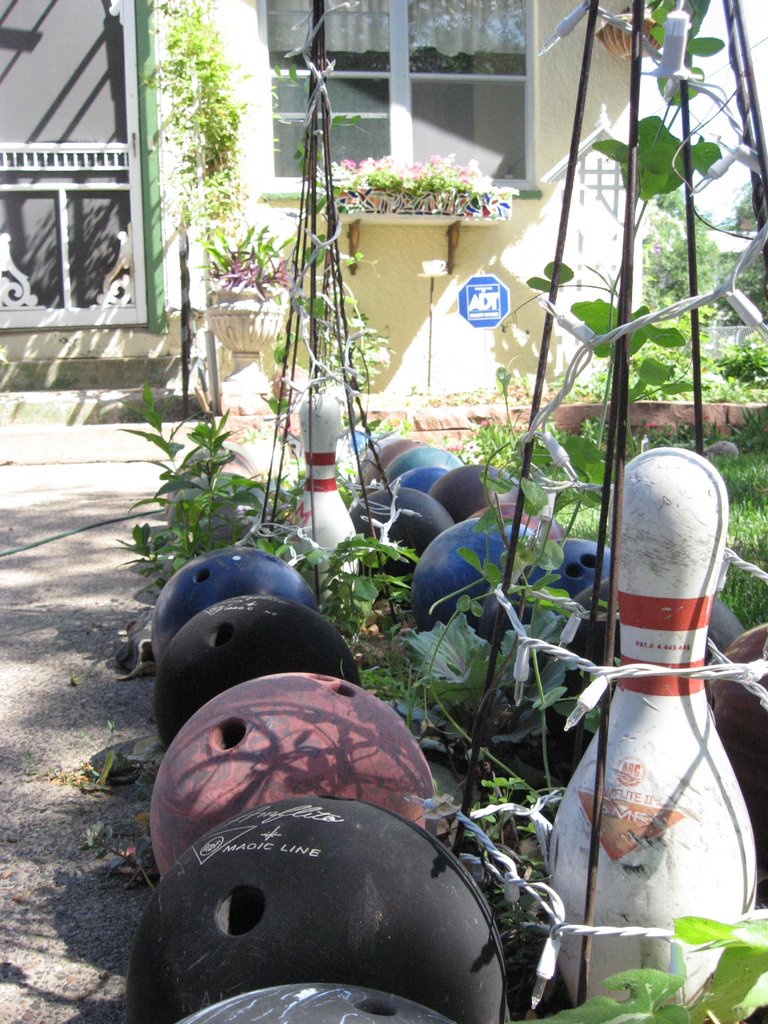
<box><xmin>303</xmin><ymin>450</ymin><xmax>339</xmax><ymax>493</ymax></box>
<box><xmin>299</xmin><ymin>393</ymin><xmax>343</xmax><ymax>456</ymax></box>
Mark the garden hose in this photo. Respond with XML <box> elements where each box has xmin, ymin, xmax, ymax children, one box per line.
<box><xmin>0</xmin><ymin>509</ymin><xmax>163</xmax><ymax>558</ymax></box>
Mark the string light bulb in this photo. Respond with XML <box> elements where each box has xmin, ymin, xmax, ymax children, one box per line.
<box><xmin>539</xmin><ymin>1</ymin><xmax>589</xmax><ymax>56</ymax></box>
<box><xmin>648</xmin><ymin>6</ymin><xmax>691</xmax><ymax>82</ymax></box>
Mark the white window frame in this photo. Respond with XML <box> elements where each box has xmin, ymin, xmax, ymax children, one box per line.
<box><xmin>0</xmin><ymin>0</ymin><xmax>147</xmax><ymax>330</ymax></box>
<box><xmin>258</xmin><ymin>0</ymin><xmax>534</xmax><ymax>193</ymax></box>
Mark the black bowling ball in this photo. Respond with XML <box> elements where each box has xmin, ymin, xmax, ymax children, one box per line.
<box><xmin>125</xmin><ymin>798</ymin><xmax>507</xmax><ymax>1024</ymax></box>
<box><xmin>350</xmin><ymin>486</ymin><xmax>454</xmax><ymax>574</ymax></box>
<box><xmin>175</xmin><ymin>983</ymin><xmax>459</xmax><ymax>1024</ymax></box>
<box><xmin>153</xmin><ymin>595</ymin><xmax>359</xmax><ymax>747</ymax></box>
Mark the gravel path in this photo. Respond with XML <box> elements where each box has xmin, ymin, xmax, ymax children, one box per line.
<box><xmin>0</xmin><ymin>460</ymin><xmax>162</xmax><ymax>1024</ymax></box>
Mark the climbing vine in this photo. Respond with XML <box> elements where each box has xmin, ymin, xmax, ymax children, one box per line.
<box><xmin>155</xmin><ymin>0</ymin><xmax>246</xmax><ymax>230</ymax></box>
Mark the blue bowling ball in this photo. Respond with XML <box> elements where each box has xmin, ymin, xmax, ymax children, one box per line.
<box><xmin>528</xmin><ymin>538</ymin><xmax>610</xmax><ymax>600</ymax></box>
<box><xmin>386</xmin><ymin>446</ymin><xmax>463</xmax><ymax>484</ymax></box>
<box><xmin>396</xmin><ymin>465</ymin><xmax>450</xmax><ymax>494</ymax></box>
<box><xmin>151</xmin><ymin>547</ymin><xmax>318</xmax><ymax>663</ymax></box>
<box><xmin>412</xmin><ymin>518</ymin><xmax>524</xmax><ymax>631</ymax></box>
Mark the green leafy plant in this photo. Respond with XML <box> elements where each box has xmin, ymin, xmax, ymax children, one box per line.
<box><xmin>715</xmin><ymin>335</ymin><xmax>768</xmax><ymax>388</ymax></box>
<box><xmin>120</xmin><ymin>385</ymin><xmax>265</xmax><ymax>593</ymax></box>
<box><xmin>543</xmin><ymin>969</ymin><xmax>687</xmax><ymax>1024</ymax></box>
<box><xmin>593</xmin><ymin>116</ymin><xmax>720</xmax><ymax>202</ymax></box>
<box><xmin>204</xmin><ymin>225</ymin><xmax>292</xmax><ymax>299</ymax></box>
<box><xmin>309</xmin><ymin>534</ymin><xmax>417</xmax><ymax>642</ymax></box>
<box><xmin>732</xmin><ymin>404</ymin><xmax>768</xmax><ymax>454</ymax></box>
<box><xmin>675</xmin><ymin>915</ymin><xmax>768</xmax><ymax>1024</ymax></box>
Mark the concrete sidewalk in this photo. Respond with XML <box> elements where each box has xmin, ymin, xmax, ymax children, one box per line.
<box><xmin>1</xmin><ymin>422</ymin><xmax>161</xmax><ymax>466</ymax></box>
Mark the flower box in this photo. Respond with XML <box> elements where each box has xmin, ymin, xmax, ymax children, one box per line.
<box><xmin>333</xmin><ymin>156</ymin><xmax>515</xmax><ymax>222</ymax></box>
<box><xmin>335</xmin><ymin>187</ymin><xmax>514</xmax><ymax>221</ymax></box>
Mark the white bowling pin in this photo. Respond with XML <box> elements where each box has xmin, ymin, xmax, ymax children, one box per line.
<box><xmin>551</xmin><ymin>448</ymin><xmax>755</xmax><ymax>1005</ymax></box>
<box><xmin>297</xmin><ymin>391</ymin><xmax>355</xmax><ymax>553</ymax></box>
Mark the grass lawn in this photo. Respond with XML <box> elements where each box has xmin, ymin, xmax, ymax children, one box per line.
<box><xmin>568</xmin><ymin>453</ymin><xmax>767</xmax><ymax>632</ymax></box>
<box><xmin>713</xmin><ymin>454</ymin><xmax>768</xmax><ymax>630</ymax></box>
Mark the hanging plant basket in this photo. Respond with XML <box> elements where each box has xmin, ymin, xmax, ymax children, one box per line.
<box><xmin>596</xmin><ymin>12</ymin><xmax>660</xmax><ymax>58</ymax></box>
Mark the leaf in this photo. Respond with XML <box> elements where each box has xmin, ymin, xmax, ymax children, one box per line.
<box><xmin>570</xmin><ymin>298</ymin><xmax>617</xmax><ymax>337</ymax></box>
<box><xmin>537</xmin><ymin>539</ymin><xmax>565</xmax><ymax>572</ymax></box>
<box><xmin>675</xmin><ymin>917</ymin><xmax>768</xmax><ymax>1024</ymax></box>
<box><xmin>643</xmin><ymin>322</ymin><xmax>686</xmax><ymax>349</ymax></box>
<box><xmin>457</xmin><ymin>545</ymin><xmax>483</xmax><ymax>572</ymax></box>
<box><xmin>593</xmin><ymin>138</ymin><xmax>629</xmax><ymax>167</ymax></box>
<box><xmin>404</xmin><ymin>615</ymin><xmax>495</xmax><ymax>707</ymax></box>
<box><xmin>689</xmin><ymin>139</ymin><xmax>721</xmax><ymax>176</ymax></box>
<box><xmin>545</xmin><ymin>261</ymin><xmax>575</xmax><ymax>283</ymax></box>
<box><xmin>532</xmin><ymin>684</ymin><xmax>568</xmax><ymax>710</ymax></box>
<box><xmin>675</xmin><ymin>916</ymin><xmax>768</xmax><ymax>952</ymax></box>
<box><xmin>687</xmin><ymin>36</ymin><xmax>724</xmax><ymax>57</ymax></box>
<box><xmin>352</xmin><ymin>577</ymin><xmax>379</xmax><ymax>603</ymax></box>
<box><xmin>542</xmin><ymin>969</ymin><xmax>687</xmax><ymax>1024</ymax></box>
<box><xmin>562</xmin><ymin>434</ymin><xmax>605</xmax><ymax>479</ymax></box>
<box><xmin>520</xmin><ymin>477</ymin><xmax>547</xmax><ymax>515</ymax></box>
<box><xmin>689</xmin><ymin>949</ymin><xmax>768</xmax><ymax>1024</ymax></box>
<box><xmin>637</xmin><ymin>357</ymin><xmax>671</xmax><ymax>386</ymax></box>
<box><xmin>527</xmin><ymin>275</ymin><xmax>552</xmax><ymax>292</ymax></box>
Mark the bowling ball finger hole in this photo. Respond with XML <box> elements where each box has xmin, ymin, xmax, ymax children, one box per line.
<box><xmin>194</xmin><ymin>568</ymin><xmax>211</xmax><ymax>583</ymax></box>
<box><xmin>216</xmin><ymin>718</ymin><xmax>247</xmax><ymax>750</ymax></box>
<box><xmin>355</xmin><ymin>996</ymin><xmax>398</xmax><ymax>1016</ymax></box>
<box><xmin>333</xmin><ymin>683</ymin><xmax>357</xmax><ymax>698</ymax></box>
<box><xmin>565</xmin><ymin>554</ymin><xmax>596</xmax><ymax>577</ymax></box>
<box><xmin>216</xmin><ymin>885</ymin><xmax>265</xmax><ymax>936</ymax></box>
<box><xmin>211</xmin><ymin>621</ymin><xmax>235</xmax><ymax>647</ymax></box>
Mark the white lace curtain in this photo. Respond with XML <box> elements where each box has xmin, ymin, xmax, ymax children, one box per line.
<box><xmin>267</xmin><ymin>0</ymin><xmax>526</xmax><ymax>57</ymax></box>
<box><xmin>410</xmin><ymin>0</ymin><xmax>526</xmax><ymax>56</ymax></box>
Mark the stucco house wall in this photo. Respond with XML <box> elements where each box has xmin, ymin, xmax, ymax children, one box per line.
<box><xmin>218</xmin><ymin>0</ymin><xmax>634</xmax><ymax>397</ymax></box>
<box><xmin>1</xmin><ymin>0</ymin><xmax>634</xmax><ymax>404</ymax></box>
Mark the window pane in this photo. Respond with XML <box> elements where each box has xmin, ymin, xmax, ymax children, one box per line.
<box><xmin>67</xmin><ymin>191</ymin><xmax>128</xmax><ymax>307</ymax></box>
<box><xmin>0</xmin><ymin>194</ymin><xmax>62</xmax><ymax>306</ymax></box>
<box><xmin>0</xmin><ymin>0</ymin><xmax>127</xmax><ymax>144</ymax></box>
<box><xmin>269</xmin><ymin>1</ymin><xmax>389</xmax><ymax>71</ymax></box>
<box><xmin>411</xmin><ymin>79</ymin><xmax>526</xmax><ymax>180</ymax></box>
<box><xmin>274</xmin><ymin>76</ymin><xmax>387</xmax><ymax>123</ymax></box>
<box><xmin>409</xmin><ymin>0</ymin><xmax>526</xmax><ymax>73</ymax></box>
<box><xmin>273</xmin><ymin>113</ymin><xmax>390</xmax><ymax>176</ymax></box>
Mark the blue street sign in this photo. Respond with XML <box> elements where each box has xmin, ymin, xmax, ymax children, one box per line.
<box><xmin>457</xmin><ymin>274</ymin><xmax>510</xmax><ymax>329</ymax></box>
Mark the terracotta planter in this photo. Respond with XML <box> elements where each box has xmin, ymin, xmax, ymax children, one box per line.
<box><xmin>206</xmin><ymin>290</ymin><xmax>287</xmax><ymax>384</ymax></box>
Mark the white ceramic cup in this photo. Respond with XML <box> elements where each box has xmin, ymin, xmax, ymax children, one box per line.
<box><xmin>421</xmin><ymin>259</ymin><xmax>447</xmax><ymax>276</ymax></box>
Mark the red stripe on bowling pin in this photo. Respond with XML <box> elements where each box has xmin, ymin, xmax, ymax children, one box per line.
<box><xmin>298</xmin><ymin>392</ymin><xmax>355</xmax><ymax>553</ymax></box>
<box><xmin>305</xmin><ymin>478</ymin><xmax>338</xmax><ymax>493</ymax></box>
<box><xmin>618</xmin><ymin>593</ymin><xmax>713</xmax><ymax>631</ymax></box>
<box><xmin>305</xmin><ymin>452</ymin><xmax>336</xmax><ymax>467</ymax></box>
<box><xmin>618</xmin><ymin>592</ymin><xmax>712</xmax><ymax>694</ymax></box>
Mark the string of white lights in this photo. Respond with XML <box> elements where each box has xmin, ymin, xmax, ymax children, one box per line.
<box><xmin>490</xmin><ymin>585</ymin><xmax>768</xmax><ymax>727</ymax></box>
<box><xmin>418</xmin><ymin>797</ymin><xmax>767</xmax><ymax>1009</ymax></box>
